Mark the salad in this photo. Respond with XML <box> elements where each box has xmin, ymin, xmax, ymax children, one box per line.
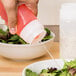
<box><xmin>26</xmin><ymin>60</ymin><xmax>76</xmax><ymax>76</ymax></box>
<box><xmin>0</xmin><ymin>28</ymin><xmax>53</xmax><ymax>44</ymax></box>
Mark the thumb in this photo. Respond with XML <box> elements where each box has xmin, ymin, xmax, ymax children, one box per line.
<box><xmin>1</xmin><ymin>0</ymin><xmax>17</xmax><ymax>34</ymax></box>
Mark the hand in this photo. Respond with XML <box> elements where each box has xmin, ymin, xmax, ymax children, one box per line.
<box><xmin>1</xmin><ymin>0</ymin><xmax>39</xmax><ymax>34</ymax></box>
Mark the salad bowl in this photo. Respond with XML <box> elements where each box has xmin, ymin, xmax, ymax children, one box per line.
<box><xmin>0</xmin><ymin>25</ymin><xmax>55</xmax><ymax>60</ymax></box>
<box><xmin>22</xmin><ymin>59</ymin><xmax>76</xmax><ymax>76</ymax></box>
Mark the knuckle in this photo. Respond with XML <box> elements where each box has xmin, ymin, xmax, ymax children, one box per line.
<box><xmin>36</xmin><ymin>0</ymin><xmax>39</xmax><ymax>4</ymax></box>
<box><xmin>28</xmin><ymin>0</ymin><xmax>36</xmax><ymax>4</ymax></box>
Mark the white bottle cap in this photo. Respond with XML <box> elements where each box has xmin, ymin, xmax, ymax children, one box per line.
<box><xmin>20</xmin><ymin>19</ymin><xmax>46</xmax><ymax>44</ymax></box>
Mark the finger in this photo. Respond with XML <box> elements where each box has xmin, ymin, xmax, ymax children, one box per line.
<box><xmin>26</xmin><ymin>3</ymin><xmax>38</xmax><ymax>16</ymax></box>
<box><xmin>36</xmin><ymin>0</ymin><xmax>39</xmax><ymax>4</ymax></box>
<box><xmin>18</xmin><ymin>0</ymin><xmax>39</xmax><ymax>16</ymax></box>
<box><xmin>1</xmin><ymin>0</ymin><xmax>17</xmax><ymax>34</ymax></box>
<box><xmin>18</xmin><ymin>0</ymin><xmax>39</xmax><ymax>4</ymax></box>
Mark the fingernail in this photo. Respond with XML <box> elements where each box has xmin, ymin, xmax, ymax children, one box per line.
<box><xmin>10</xmin><ymin>27</ymin><xmax>17</xmax><ymax>34</ymax></box>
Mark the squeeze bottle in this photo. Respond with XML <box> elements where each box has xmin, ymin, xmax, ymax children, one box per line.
<box><xmin>0</xmin><ymin>1</ymin><xmax>46</xmax><ymax>44</ymax></box>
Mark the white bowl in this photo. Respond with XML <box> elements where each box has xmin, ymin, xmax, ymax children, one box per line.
<box><xmin>22</xmin><ymin>59</ymin><xmax>72</xmax><ymax>76</ymax></box>
<box><xmin>0</xmin><ymin>32</ymin><xmax>55</xmax><ymax>60</ymax></box>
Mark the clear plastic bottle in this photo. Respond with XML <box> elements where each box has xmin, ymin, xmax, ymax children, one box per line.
<box><xmin>60</xmin><ymin>3</ymin><xmax>76</xmax><ymax>59</ymax></box>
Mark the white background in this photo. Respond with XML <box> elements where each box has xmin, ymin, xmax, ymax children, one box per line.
<box><xmin>38</xmin><ymin>0</ymin><xmax>76</xmax><ymax>25</ymax></box>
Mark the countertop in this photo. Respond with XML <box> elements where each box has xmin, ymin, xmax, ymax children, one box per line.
<box><xmin>0</xmin><ymin>42</ymin><xmax>59</xmax><ymax>76</ymax></box>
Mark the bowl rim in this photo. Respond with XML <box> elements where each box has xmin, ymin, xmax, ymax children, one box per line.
<box><xmin>0</xmin><ymin>32</ymin><xmax>55</xmax><ymax>47</ymax></box>
<box><xmin>22</xmin><ymin>59</ymin><xmax>73</xmax><ymax>76</ymax></box>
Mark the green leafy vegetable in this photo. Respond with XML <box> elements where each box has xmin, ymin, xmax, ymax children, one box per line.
<box><xmin>63</xmin><ymin>60</ymin><xmax>76</xmax><ymax>69</ymax></box>
<box><xmin>45</xmin><ymin>28</ymin><xmax>51</xmax><ymax>36</ymax></box>
<box><xmin>41</xmin><ymin>35</ymin><xmax>53</xmax><ymax>42</ymax></box>
<box><xmin>41</xmin><ymin>28</ymin><xmax>53</xmax><ymax>42</ymax></box>
<box><xmin>40</xmin><ymin>69</ymin><xmax>48</xmax><ymax>73</ymax></box>
<box><xmin>8</xmin><ymin>35</ymin><xmax>19</xmax><ymax>41</ymax></box>
<box><xmin>0</xmin><ymin>29</ymin><xmax>8</xmax><ymax>36</ymax></box>
<box><xmin>0</xmin><ymin>28</ymin><xmax>53</xmax><ymax>44</ymax></box>
<box><xmin>0</xmin><ymin>39</ymin><xmax>6</xmax><ymax>43</ymax></box>
<box><xmin>26</xmin><ymin>60</ymin><xmax>76</xmax><ymax>76</ymax></box>
<box><xmin>18</xmin><ymin>38</ymin><xmax>27</xmax><ymax>44</ymax></box>
<box><xmin>26</xmin><ymin>69</ymin><xmax>38</xmax><ymax>76</ymax></box>
<box><xmin>0</xmin><ymin>29</ymin><xmax>8</xmax><ymax>40</ymax></box>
